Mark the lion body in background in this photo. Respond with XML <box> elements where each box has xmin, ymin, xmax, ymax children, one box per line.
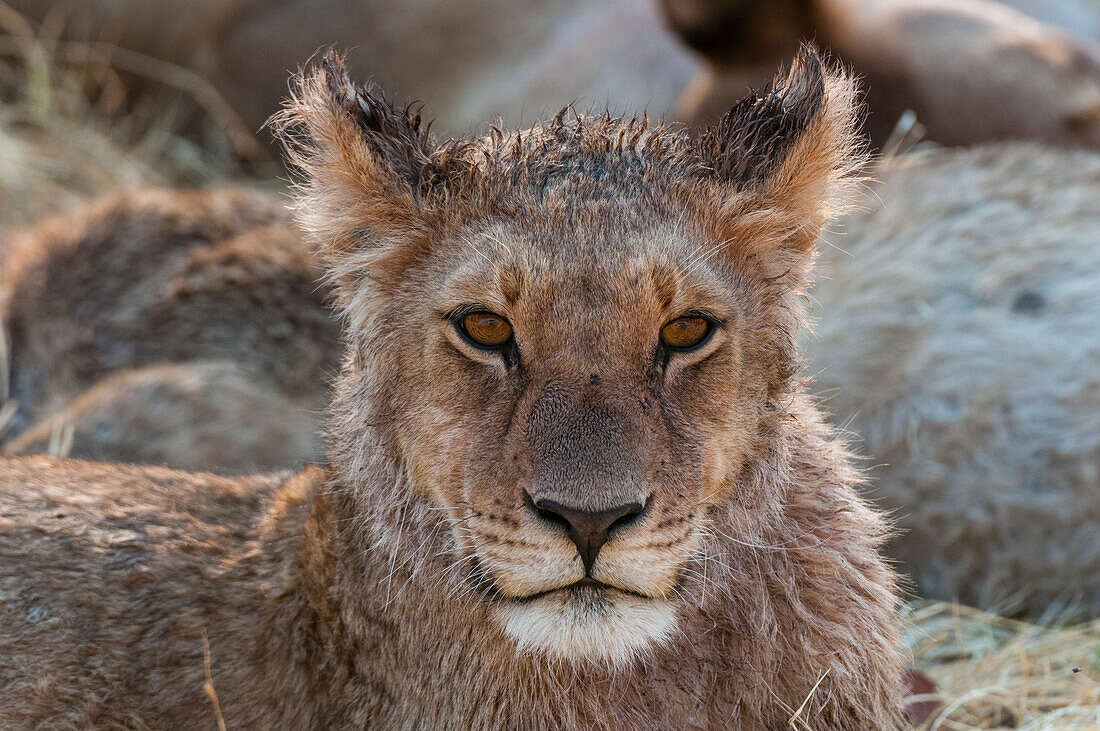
<box><xmin>663</xmin><ymin>0</ymin><xmax>1100</xmax><ymax>150</ymax></box>
<box><xmin>12</xmin><ymin>0</ymin><xmax>1100</xmax><ymax>153</ymax></box>
<box><xmin>0</xmin><ymin>188</ymin><xmax>340</xmax><ymax>473</ymax></box>
<box><xmin>808</xmin><ymin>143</ymin><xmax>1100</xmax><ymax>616</ymax></box>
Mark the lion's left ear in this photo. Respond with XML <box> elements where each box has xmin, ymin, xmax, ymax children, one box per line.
<box><xmin>695</xmin><ymin>44</ymin><xmax>866</xmax><ymax>263</ymax></box>
<box><xmin>271</xmin><ymin>51</ymin><xmax>441</xmax><ymax>277</ymax></box>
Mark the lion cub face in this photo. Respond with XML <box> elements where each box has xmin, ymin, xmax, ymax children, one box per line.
<box><xmin>280</xmin><ymin>46</ymin><xmax>860</xmax><ymax>665</ymax></box>
<box><xmin>415</xmin><ymin>220</ymin><xmax>751</xmax><ymax>664</ymax></box>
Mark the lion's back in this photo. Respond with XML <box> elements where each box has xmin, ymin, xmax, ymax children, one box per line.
<box><xmin>0</xmin><ymin>456</ymin><xmax>289</xmax><ymax>726</ymax></box>
<box><xmin>1</xmin><ymin>188</ymin><xmax>341</xmax><ymax>472</ymax></box>
<box><xmin>809</xmin><ymin>143</ymin><xmax>1100</xmax><ymax>614</ymax></box>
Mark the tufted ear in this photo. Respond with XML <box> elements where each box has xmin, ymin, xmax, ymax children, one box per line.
<box><xmin>271</xmin><ymin>51</ymin><xmax>448</xmax><ymax>288</ymax></box>
<box><xmin>695</xmin><ymin>44</ymin><xmax>866</xmax><ymax>265</ymax></box>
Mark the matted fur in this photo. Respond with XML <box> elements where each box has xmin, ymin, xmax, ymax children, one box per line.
<box><xmin>807</xmin><ymin>143</ymin><xmax>1100</xmax><ymax>617</ymax></box>
<box><xmin>0</xmin><ymin>47</ymin><xmax>906</xmax><ymax>728</ymax></box>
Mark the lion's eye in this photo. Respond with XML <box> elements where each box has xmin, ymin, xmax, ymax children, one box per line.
<box><xmin>460</xmin><ymin>312</ymin><xmax>513</xmax><ymax>348</ymax></box>
<box><xmin>660</xmin><ymin>316</ymin><xmax>712</xmax><ymax>351</ymax></box>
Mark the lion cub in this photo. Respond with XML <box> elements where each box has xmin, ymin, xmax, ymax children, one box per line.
<box><xmin>0</xmin><ymin>47</ymin><xmax>907</xmax><ymax>728</ymax></box>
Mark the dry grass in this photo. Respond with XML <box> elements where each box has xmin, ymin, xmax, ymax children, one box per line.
<box><xmin>0</xmin><ymin>1</ymin><xmax>272</xmax><ymax>232</ymax></box>
<box><xmin>0</xmin><ymin>324</ymin><xmax>14</xmax><ymax>438</ymax></box>
<box><xmin>906</xmin><ymin>601</ymin><xmax>1100</xmax><ymax>729</ymax></box>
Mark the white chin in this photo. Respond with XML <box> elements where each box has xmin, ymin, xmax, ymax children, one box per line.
<box><xmin>496</xmin><ymin>586</ymin><xmax>679</xmax><ymax>666</ymax></box>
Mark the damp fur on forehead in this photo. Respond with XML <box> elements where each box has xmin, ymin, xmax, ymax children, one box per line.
<box><xmin>271</xmin><ymin>44</ymin><xmax>866</xmax><ymax>306</ymax></box>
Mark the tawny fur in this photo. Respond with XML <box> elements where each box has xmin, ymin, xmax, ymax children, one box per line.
<box><xmin>806</xmin><ymin>143</ymin><xmax>1100</xmax><ymax>617</ymax></box>
<box><xmin>0</xmin><ymin>48</ymin><xmax>906</xmax><ymax>728</ymax></box>
<box><xmin>0</xmin><ymin>188</ymin><xmax>340</xmax><ymax>472</ymax></box>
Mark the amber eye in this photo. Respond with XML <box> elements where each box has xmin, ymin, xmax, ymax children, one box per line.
<box><xmin>460</xmin><ymin>312</ymin><xmax>513</xmax><ymax>348</ymax></box>
<box><xmin>660</xmin><ymin>316</ymin><xmax>712</xmax><ymax>351</ymax></box>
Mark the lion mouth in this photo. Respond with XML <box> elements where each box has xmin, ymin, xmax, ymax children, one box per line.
<box><xmin>511</xmin><ymin>577</ymin><xmax>654</xmax><ymax>604</ymax></box>
<box><xmin>463</xmin><ymin>554</ymin><xmax>671</xmax><ymax>605</ymax></box>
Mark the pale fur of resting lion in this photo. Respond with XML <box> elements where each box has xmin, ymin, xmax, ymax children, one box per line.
<box><xmin>0</xmin><ymin>188</ymin><xmax>341</xmax><ymax>473</ymax></box>
<box><xmin>807</xmin><ymin>143</ymin><xmax>1100</xmax><ymax>617</ymax></box>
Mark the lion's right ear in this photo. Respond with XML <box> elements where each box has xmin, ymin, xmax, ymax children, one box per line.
<box><xmin>693</xmin><ymin>45</ymin><xmax>866</xmax><ymax>269</ymax></box>
<box><xmin>272</xmin><ymin>51</ymin><xmax>438</xmax><ymax>276</ymax></box>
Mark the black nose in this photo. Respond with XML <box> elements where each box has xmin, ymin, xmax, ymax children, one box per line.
<box><xmin>531</xmin><ymin>497</ymin><xmax>645</xmax><ymax>574</ymax></box>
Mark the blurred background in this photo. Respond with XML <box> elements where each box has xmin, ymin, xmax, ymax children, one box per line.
<box><xmin>3</xmin><ymin>0</ymin><xmax>1100</xmax><ymax>227</ymax></box>
<box><xmin>1</xmin><ymin>1</ymin><xmax>1099</xmax><ymax>726</ymax></box>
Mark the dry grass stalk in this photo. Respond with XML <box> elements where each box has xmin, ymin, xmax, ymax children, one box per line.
<box><xmin>0</xmin><ymin>1</ymin><xmax>257</xmax><ymax>230</ymax></box>
<box><xmin>906</xmin><ymin>601</ymin><xmax>1100</xmax><ymax>729</ymax></box>
<box><xmin>0</xmin><ymin>323</ymin><xmax>14</xmax><ymax>437</ymax></box>
<box><xmin>788</xmin><ymin>670</ymin><xmax>831</xmax><ymax>730</ymax></box>
<box><xmin>45</xmin><ymin>420</ymin><xmax>73</xmax><ymax>458</ymax></box>
<box><xmin>202</xmin><ymin>628</ymin><xmax>228</xmax><ymax>731</ymax></box>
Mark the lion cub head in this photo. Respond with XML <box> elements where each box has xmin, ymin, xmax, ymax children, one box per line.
<box><xmin>277</xmin><ymin>46</ymin><xmax>862</xmax><ymax>666</ymax></box>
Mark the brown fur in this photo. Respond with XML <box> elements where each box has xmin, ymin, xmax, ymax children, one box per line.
<box><xmin>0</xmin><ymin>188</ymin><xmax>341</xmax><ymax>472</ymax></box>
<box><xmin>4</xmin><ymin>361</ymin><xmax>326</xmax><ymax>473</ymax></box>
<box><xmin>0</xmin><ymin>48</ymin><xmax>906</xmax><ymax>728</ymax></box>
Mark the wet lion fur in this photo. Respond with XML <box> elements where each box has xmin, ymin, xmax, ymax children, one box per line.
<box><xmin>0</xmin><ymin>188</ymin><xmax>341</xmax><ymax>472</ymax></box>
<box><xmin>0</xmin><ymin>47</ymin><xmax>907</xmax><ymax>728</ymax></box>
